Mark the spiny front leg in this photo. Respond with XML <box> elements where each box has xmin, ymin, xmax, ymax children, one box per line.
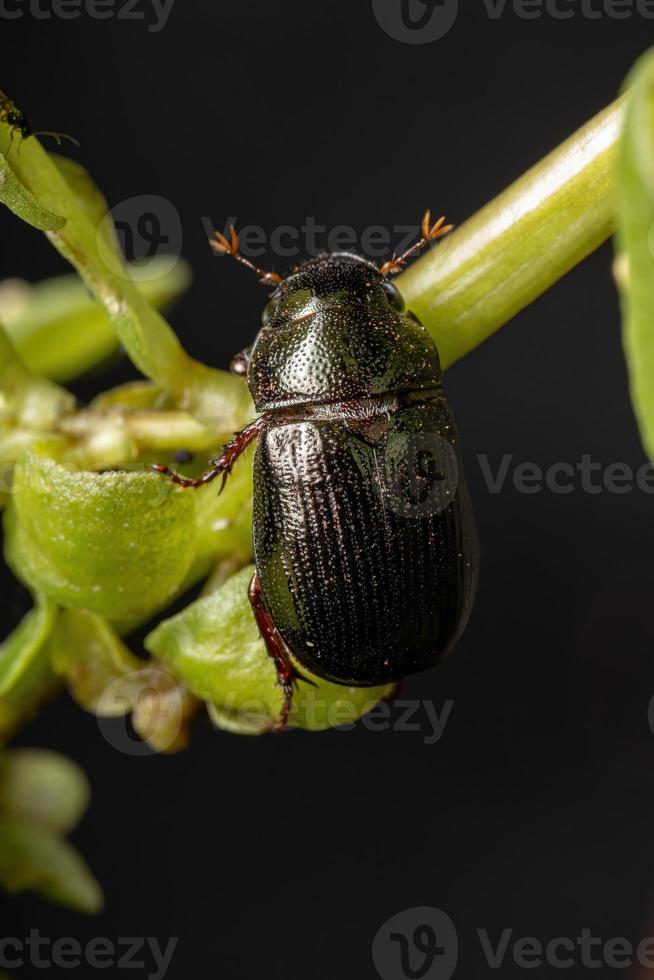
<box><xmin>248</xmin><ymin>571</ymin><xmax>315</xmax><ymax>732</ymax></box>
<box><xmin>151</xmin><ymin>415</ymin><xmax>268</xmax><ymax>491</ymax></box>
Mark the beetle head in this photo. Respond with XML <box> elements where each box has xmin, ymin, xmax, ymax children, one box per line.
<box><xmin>247</xmin><ymin>252</ymin><xmax>442</xmax><ymax>411</ymax></box>
<box><xmin>260</xmin><ymin>253</ymin><xmax>405</xmax><ymax>329</ymax></box>
<box><xmin>210</xmin><ymin>215</ymin><xmax>452</xmax><ymax>411</ymax></box>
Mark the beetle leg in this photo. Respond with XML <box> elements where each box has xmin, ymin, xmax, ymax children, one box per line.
<box><xmin>380</xmin><ymin>210</ymin><xmax>454</xmax><ymax>276</ymax></box>
<box><xmin>248</xmin><ymin>571</ymin><xmax>312</xmax><ymax>733</ymax></box>
<box><xmin>151</xmin><ymin>415</ymin><xmax>267</xmax><ymax>491</ymax></box>
<box><xmin>230</xmin><ymin>346</ymin><xmax>252</xmax><ymax>377</ymax></box>
<box><xmin>211</xmin><ymin>226</ymin><xmax>283</xmax><ymax>286</ymax></box>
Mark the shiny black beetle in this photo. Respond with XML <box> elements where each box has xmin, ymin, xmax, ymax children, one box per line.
<box><xmin>154</xmin><ymin>213</ymin><xmax>477</xmax><ymax>729</ymax></box>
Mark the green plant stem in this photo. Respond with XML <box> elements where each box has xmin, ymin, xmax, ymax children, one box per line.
<box><xmin>398</xmin><ymin>96</ymin><xmax>626</xmax><ymax>369</ymax></box>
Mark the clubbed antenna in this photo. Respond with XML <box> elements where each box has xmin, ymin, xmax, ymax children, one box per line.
<box><xmin>210</xmin><ymin>226</ymin><xmax>283</xmax><ymax>286</ymax></box>
<box><xmin>380</xmin><ymin>210</ymin><xmax>454</xmax><ymax>276</ymax></box>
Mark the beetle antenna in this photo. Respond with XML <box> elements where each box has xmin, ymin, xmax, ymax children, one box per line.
<box><xmin>30</xmin><ymin>129</ymin><xmax>81</xmax><ymax>148</ymax></box>
<box><xmin>210</xmin><ymin>226</ymin><xmax>283</xmax><ymax>286</ymax></box>
<box><xmin>380</xmin><ymin>210</ymin><xmax>454</xmax><ymax>276</ymax></box>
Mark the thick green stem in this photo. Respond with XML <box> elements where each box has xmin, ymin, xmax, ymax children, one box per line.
<box><xmin>398</xmin><ymin>97</ymin><xmax>626</xmax><ymax>369</ymax></box>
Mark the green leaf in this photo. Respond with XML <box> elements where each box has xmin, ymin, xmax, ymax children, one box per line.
<box><xmin>0</xmin><ymin>428</ymin><xmax>67</xmax><ymax>473</ymax></box>
<box><xmin>182</xmin><ymin>448</ymin><xmax>254</xmax><ymax>586</ymax></box>
<box><xmin>0</xmin><ymin>261</ymin><xmax>192</xmax><ymax>382</ymax></box>
<box><xmin>0</xmin><ymin>749</ymin><xmax>90</xmax><ymax>834</ymax></box>
<box><xmin>0</xmin><ymin>595</ymin><xmax>58</xmax><ymax>742</ymax></box>
<box><xmin>89</xmin><ymin>379</ymin><xmax>165</xmax><ymax>412</ymax></box>
<box><xmin>0</xmin><ymin>819</ymin><xmax>103</xmax><ymax>913</ymax></box>
<box><xmin>6</xmin><ymin>452</ymin><xmax>196</xmax><ymax>620</ymax></box>
<box><xmin>0</xmin><ymin>322</ymin><xmax>74</xmax><ymax>429</ymax></box>
<box><xmin>616</xmin><ymin>50</ymin><xmax>654</xmax><ymax>461</ymax></box>
<box><xmin>0</xmin><ymin>131</ymin><xmax>249</xmax><ymax>430</ymax></box>
<box><xmin>146</xmin><ymin>565</ymin><xmax>395</xmax><ymax>734</ymax></box>
<box><xmin>113</xmin><ymin>448</ymin><xmax>254</xmax><ymax>626</ymax></box>
<box><xmin>49</xmin><ymin>608</ymin><xmax>142</xmax><ymax>714</ymax></box>
<box><xmin>0</xmin><ymin>429</ymin><xmax>68</xmax><ymax>513</ymax></box>
<box><xmin>0</xmin><ymin>154</ymin><xmax>64</xmax><ymax>230</ymax></box>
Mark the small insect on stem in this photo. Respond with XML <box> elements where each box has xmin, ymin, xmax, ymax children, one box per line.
<box><xmin>0</xmin><ymin>89</ymin><xmax>79</xmax><ymax>153</ymax></box>
<box><xmin>380</xmin><ymin>210</ymin><xmax>454</xmax><ymax>276</ymax></box>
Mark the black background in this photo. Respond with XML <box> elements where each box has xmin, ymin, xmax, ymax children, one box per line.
<box><xmin>2</xmin><ymin>2</ymin><xmax>654</xmax><ymax>978</ymax></box>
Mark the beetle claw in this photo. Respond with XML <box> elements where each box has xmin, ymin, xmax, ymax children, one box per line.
<box><xmin>217</xmin><ymin>467</ymin><xmax>232</xmax><ymax>495</ymax></box>
<box><xmin>296</xmin><ymin>673</ymin><xmax>318</xmax><ymax>690</ymax></box>
<box><xmin>275</xmin><ymin>667</ymin><xmax>319</xmax><ymax>731</ymax></box>
<box><xmin>272</xmin><ymin>679</ymin><xmax>295</xmax><ymax>732</ymax></box>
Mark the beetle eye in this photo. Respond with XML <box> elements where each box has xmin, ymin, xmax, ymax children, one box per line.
<box><xmin>381</xmin><ymin>280</ymin><xmax>405</xmax><ymax>311</ymax></box>
<box><xmin>261</xmin><ymin>298</ymin><xmax>279</xmax><ymax>327</ymax></box>
<box><xmin>6</xmin><ymin>112</ymin><xmax>17</xmax><ymax>125</ymax></box>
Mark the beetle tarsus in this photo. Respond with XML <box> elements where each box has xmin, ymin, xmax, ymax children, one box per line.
<box><xmin>210</xmin><ymin>225</ymin><xmax>282</xmax><ymax>286</ymax></box>
<box><xmin>276</xmin><ymin>680</ymin><xmax>295</xmax><ymax>733</ymax></box>
<box><xmin>380</xmin><ymin>209</ymin><xmax>454</xmax><ymax>276</ymax></box>
<box><xmin>151</xmin><ymin>415</ymin><xmax>267</xmax><ymax>491</ymax></box>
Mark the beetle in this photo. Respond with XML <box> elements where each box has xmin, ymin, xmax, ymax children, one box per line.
<box><xmin>153</xmin><ymin>212</ymin><xmax>478</xmax><ymax>729</ymax></box>
<box><xmin>0</xmin><ymin>89</ymin><xmax>79</xmax><ymax>151</ymax></box>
